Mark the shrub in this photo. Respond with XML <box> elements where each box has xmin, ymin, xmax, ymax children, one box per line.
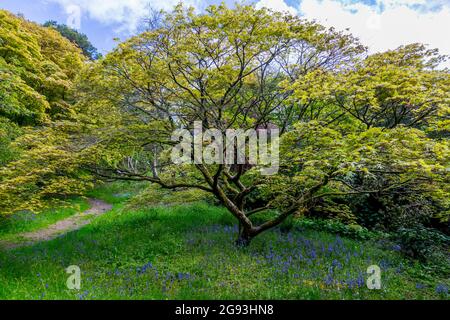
<box><xmin>394</xmin><ymin>226</ymin><xmax>449</xmax><ymax>261</ymax></box>
<box><xmin>349</xmin><ymin>191</ymin><xmax>439</xmax><ymax>230</ymax></box>
<box><xmin>293</xmin><ymin>218</ymin><xmax>378</xmax><ymax>240</ymax></box>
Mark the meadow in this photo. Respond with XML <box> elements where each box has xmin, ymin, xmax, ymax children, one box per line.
<box><xmin>0</xmin><ymin>183</ymin><xmax>448</xmax><ymax>300</ymax></box>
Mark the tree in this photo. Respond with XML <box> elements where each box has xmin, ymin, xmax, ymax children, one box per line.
<box><xmin>43</xmin><ymin>21</ymin><xmax>102</xmax><ymax>60</ymax></box>
<box><xmin>69</xmin><ymin>4</ymin><xmax>369</xmax><ymax>244</ymax></box>
<box><xmin>0</xmin><ymin>5</ymin><xmax>448</xmax><ymax>247</ymax></box>
<box><xmin>0</xmin><ymin>10</ymin><xmax>85</xmax><ymax>125</ymax></box>
<box><xmin>288</xmin><ymin>44</ymin><xmax>449</xmax><ymax>130</ymax></box>
<box><xmin>72</xmin><ymin>4</ymin><xmax>448</xmax><ymax>245</ymax></box>
<box><xmin>285</xmin><ymin>43</ymin><xmax>450</xmax><ymax>230</ymax></box>
<box><xmin>0</xmin><ymin>10</ymin><xmax>85</xmax><ymax>169</ymax></box>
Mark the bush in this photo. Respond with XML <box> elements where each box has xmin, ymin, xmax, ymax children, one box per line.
<box><xmin>349</xmin><ymin>191</ymin><xmax>439</xmax><ymax>232</ymax></box>
<box><xmin>394</xmin><ymin>226</ymin><xmax>449</xmax><ymax>261</ymax></box>
<box><xmin>293</xmin><ymin>218</ymin><xmax>379</xmax><ymax>240</ymax></box>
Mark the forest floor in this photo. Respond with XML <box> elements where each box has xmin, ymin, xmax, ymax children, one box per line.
<box><xmin>0</xmin><ymin>199</ymin><xmax>111</xmax><ymax>250</ymax></box>
<box><xmin>0</xmin><ymin>182</ymin><xmax>448</xmax><ymax>300</ymax></box>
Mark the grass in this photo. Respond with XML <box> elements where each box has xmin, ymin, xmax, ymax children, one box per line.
<box><xmin>85</xmin><ymin>181</ymin><xmax>148</xmax><ymax>204</ymax></box>
<box><xmin>0</xmin><ymin>183</ymin><xmax>448</xmax><ymax>300</ymax></box>
<box><xmin>0</xmin><ymin>198</ymin><xmax>90</xmax><ymax>243</ymax></box>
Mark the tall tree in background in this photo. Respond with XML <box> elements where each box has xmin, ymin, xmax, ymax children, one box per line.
<box><xmin>0</xmin><ymin>11</ymin><xmax>85</xmax><ymax>126</ymax></box>
<box><xmin>0</xmin><ymin>10</ymin><xmax>86</xmax><ymax>202</ymax></box>
<box><xmin>43</xmin><ymin>21</ymin><xmax>101</xmax><ymax>60</ymax></box>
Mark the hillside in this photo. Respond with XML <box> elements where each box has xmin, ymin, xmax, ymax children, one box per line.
<box><xmin>0</xmin><ymin>183</ymin><xmax>448</xmax><ymax>300</ymax></box>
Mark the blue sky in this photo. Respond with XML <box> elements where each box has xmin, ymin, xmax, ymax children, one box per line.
<box><xmin>1</xmin><ymin>0</ymin><xmax>449</xmax><ymax>66</ymax></box>
<box><xmin>0</xmin><ymin>0</ymin><xmax>122</xmax><ymax>56</ymax></box>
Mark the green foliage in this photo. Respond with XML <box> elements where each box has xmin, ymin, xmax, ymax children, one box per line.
<box><xmin>86</xmin><ymin>181</ymin><xmax>150</xmax><ymax>204</ymax></box>
<box><xmin>350</xmin><ymin>192</ymin><xmax>442</xmax><ymax>231</ymax></box>
<box><xmin>0</xmin><ymin>126</ymin><xmax>95</xmax><ymax>215</ymax></box>
<box><xmin>275</xmin><ymin>122</ymin><xmax>449</xmax><ymax>205</ymax></box>
<box><xmin>293</xmin><ymin>217</ymin><xmax>379</xmax><ymax>241</ymax></box>
<box><xmin>43</xmin><ymin>21</ymin><xmax>101</xmax><ymax>60</ymax></box>
<box><xmin>125</xmin><ymin>184</ymin><xmax>215</xmax><ymax>209</ymax></box>
<box><xmin>289</xmin><ymin>44</ymin><xmax>450</xmax><ymax>130</ymax></box>
<box><xmin>394</xmin><ymin>226</ymin><xmax>449</xmax><ymax>261</ymax></box>
<box><xmin>308</xmin><ymin>198</ymin><xmax>357</xmax><ymax>225</ymax></box>
<box><xmin>0</xmin><ymin>10</ymin><xmax>87</xmax><ymax>200</ymax></box>
<box><xmin>0</xmin><ymin>10</ymin><xmax>85</xmax><ymax>125</ymax></box>
<box><xmin>0</xmin><ymin>117</ymin><xmax>20</xmax><ymax>166</ymax></box>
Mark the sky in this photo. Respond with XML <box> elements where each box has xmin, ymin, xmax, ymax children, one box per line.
<box><xmin>1</xmin><ymin>0</ymin><xmax>449</xmax><ymax>66</ymax></box>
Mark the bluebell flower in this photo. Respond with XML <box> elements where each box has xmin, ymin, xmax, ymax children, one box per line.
<box><xmin>356</xmin><ymin>273</ymin><xmax>365</xmax><ymax>288</ymax></box>
<box><xmin>287</xmin><ymin>233</ymin><xmax>294</xmax><ymax>243</ymax></box>
<box><xmin>78</xmin><ymin>290</ymin><xmax>89</xmax><ymax>300</ymax></box>
<box><xmin>325</xmin><ymin>276</ymin><xmax>334</xmax><ymax>286</ymax></box>
<box><xmin>379</xmin><ymin>259</ymin><xmax>389</xmax><ymax>269</ymax></box>
<box><xmin>177</xmin><ymin>272</ymin><xmax>191</xmax><ymax>280</ymax></box>
<box><xmin>137</xmin><ymin>262</ymin><xmax>154</xmax><ymax>274</ymax></box>
<box><xmin>415</xmin><ymin>283</ymin><xmax>426</xmax><ymax>289</ymax></box>
<box><xmin>328</xmin><ymin>245</ymin><xmax>334</xmax><ymax>254</ymax></box>
<box><xmin>347</xmin><ymin>279</ymin><xmax>355</xmax><ymax>289</ymax></box>
<box><xmin>332</xmin><ymin>259</ymin><xmax>342</xmax><ymax>269</ymax></box>
<box><xmin>436</xmin><ymin>284</ymin><xmax>448</xmax><ymax>295</ymax></box>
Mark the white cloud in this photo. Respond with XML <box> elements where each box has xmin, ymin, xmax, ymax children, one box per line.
<box><xmin>51</xmin><ymin>0</ymin><xmax>450</xmax><ymax>67</ymax></box>
<box><xmin>255</xmin><ymin>0</ymin><xmax>298</xmax><ymax>15</ymax></box>
<box><xmin>297</xmin><ymin>0</ymin><xmax>450</xmax><ymax>67</ymax></box>
<box><xmin>50</xmin><ymin>0</ymin><xmax>205</xmax><ymax>33</ymax></box>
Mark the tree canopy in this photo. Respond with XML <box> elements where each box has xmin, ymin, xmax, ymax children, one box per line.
<box><xmin>43</xmin><ymin>21</ymin><xmax>102</xmax><ymax>60</ymax></box>
<box><xmin>0</xmin><ymin>10</ymin><xmax>87</xmax><ymax>207</ymax></box>
<box><xmin>0</xmin><ymin>5</ymin><xmax>448</xmax><ymax>246</ymax></box>
<box><xmin>0</xmin><ymin>10</ymin><xmax>85</xmax><ymax>126</ymax></box>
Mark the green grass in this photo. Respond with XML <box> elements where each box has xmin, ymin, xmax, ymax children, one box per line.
<box><xmin>0</xmin><ymin>198</ymin><xmax>90</xmax><ymax>242</ymax></box>
<box><xmin>86</xmin><ymin>181</ymin><xmax>149</xmax><ymax>204</ymax></box>
<box><xmin>0</xmin><ymin>183</ymin><xmax>448</xmax><ymax>300</ymax></box>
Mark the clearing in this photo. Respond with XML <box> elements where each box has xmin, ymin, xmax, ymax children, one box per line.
<box><xmin>0</xmin><ymin>199</ymin><xmax>112</xmax><ymax>250</ymax></box>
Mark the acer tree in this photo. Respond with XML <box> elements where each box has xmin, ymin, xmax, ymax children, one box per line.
<box><xmin>1</xmin><ymin>5</ymin><xmax>448</xmax><ymax>246</ymax></box>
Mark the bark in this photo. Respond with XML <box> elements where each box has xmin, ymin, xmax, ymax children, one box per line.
<box><xmin>235</xmin><ymin>227</ymin><xmax>253</xmax><ymax>247</ymax></box>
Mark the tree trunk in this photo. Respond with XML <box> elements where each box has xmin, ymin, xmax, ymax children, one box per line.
<box><xmin>235</xmin><ymin>228</ymin><xmax>252</xmax><ymax>247</ymax></box>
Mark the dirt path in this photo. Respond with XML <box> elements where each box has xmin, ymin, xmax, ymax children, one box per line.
<box><xmin>0</xmin><ymin>199</ymin><xmax>112</xmax><ymax>250</ymax></box>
